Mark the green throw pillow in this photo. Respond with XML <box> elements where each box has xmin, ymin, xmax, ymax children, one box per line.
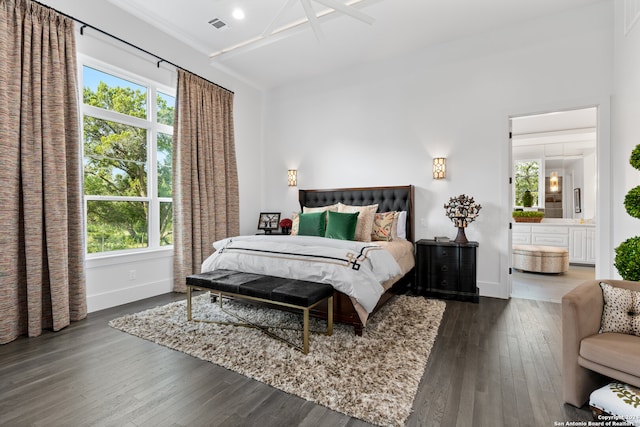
<box><xmin>297</xmin><ymin>211</ymin><xmax>326</xmax><ymax>237</ymax></box>
<box><xmin>325</xmin><ymin>211</ymin><xmax>359</xmax><ymax>241</ymax></box>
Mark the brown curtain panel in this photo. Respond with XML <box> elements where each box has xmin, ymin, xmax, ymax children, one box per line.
<box><xmin>0</xmin><ymin>0</ymin><xmax>87</xmax><ymax>344</ymax></box>
<box><xmin>173</xmin><ymin>70</ymin><xmax>239</xmax><ymax>292</ymax></box>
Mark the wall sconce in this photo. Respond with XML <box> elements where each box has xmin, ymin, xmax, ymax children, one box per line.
<box><xmin>550</xmin><ymin>171</ymin><xmax>559</xmax><ymax>192</ymax></box>
<box><xmin>287</xmin><ymin>169</ymin><xmax>297</xmax><ymax>186</ymax></box>
<box><xmin>433</xmin><ymin>157</ymin><xmax>446</xmax><ymax>179</ymax></box>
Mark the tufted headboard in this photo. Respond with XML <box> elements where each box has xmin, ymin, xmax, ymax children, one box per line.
<box><xmin>298</xmin><ymin>185</ymin><xmax>414</xmax><ymax>242</ymax></box>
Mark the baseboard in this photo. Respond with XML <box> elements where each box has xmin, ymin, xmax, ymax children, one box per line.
<box><xmin>478</xmin><ymin>280</ymin><xmax>509</xmax><ymax>299</ymax></box>
<box><xmin>87</xmin><ymin>279</ymin><xmax>173</xmax><ymax>313</ymax></box>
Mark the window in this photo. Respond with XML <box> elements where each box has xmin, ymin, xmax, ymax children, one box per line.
<box><xmin>514</xmin><ymin>159</ymin><xmax>541</xmax><ymax>207</ymax></box>
<box><xmin>81</xmin><ymin>64</ymin><xmax>175</xmax><ymax>254</ymax></box>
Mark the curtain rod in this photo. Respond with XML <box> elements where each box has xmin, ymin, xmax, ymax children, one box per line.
<box><xmin>33</xmin><ymin>0</ymin><xmax>234</xmax><ymax>95</ymax></box>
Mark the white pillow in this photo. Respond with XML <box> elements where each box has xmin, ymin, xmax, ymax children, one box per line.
<box><xmin>391</xmin><ymin>211</ymin><xmax>407</xmax><ymax>240</ymax></box>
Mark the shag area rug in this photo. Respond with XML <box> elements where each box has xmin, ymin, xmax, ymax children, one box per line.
<box><xmin>109</xmin><ymin>294</ymin><xmax>446</xmax><ymax>427</ymax></box>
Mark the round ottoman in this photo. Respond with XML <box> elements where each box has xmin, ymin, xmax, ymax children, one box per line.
<box><xmin>512</xmin><ymin>244</ymin><xmax>569</xmax><ymax>273</ymax></box>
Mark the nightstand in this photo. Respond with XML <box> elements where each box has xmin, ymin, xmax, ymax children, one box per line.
<box><xmin>415</xmin><ymin>239</ymin><xmax>479</xmax><ymax>303</ymax></box>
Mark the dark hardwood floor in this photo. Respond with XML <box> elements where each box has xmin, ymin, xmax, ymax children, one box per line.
<box><xmin>0</xmin><ymin>294</ymin><xmax>594</xmax><ymax>426</ymax></box>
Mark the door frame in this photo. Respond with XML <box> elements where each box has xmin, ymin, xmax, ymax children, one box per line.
<box><xmin>504</xmin><ymin>100</ymin><xmax>612</xmax><ymax>298</ymax></box>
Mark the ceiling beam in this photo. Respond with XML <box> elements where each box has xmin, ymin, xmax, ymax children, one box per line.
<box><xmin>313</xmin><ymin>0</ymin><xmax>374</xmax><ymax>25</ymax></box>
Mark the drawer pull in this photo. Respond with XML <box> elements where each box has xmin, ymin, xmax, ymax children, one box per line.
<box><xmin>441</xmin><ymin>265</ymin><xmax>448</xmax><ymax>272</ymax></box>
<box><xmin>441</xmin><ymin>280</ymin><xmax>448</xmax><ymax>287</ymax></box>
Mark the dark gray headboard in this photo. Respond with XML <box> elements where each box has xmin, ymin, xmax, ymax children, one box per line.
<box><xmin>298</xmin><ymin>185</ymin><xmax>414</xmax><ymax>242</ymax></box>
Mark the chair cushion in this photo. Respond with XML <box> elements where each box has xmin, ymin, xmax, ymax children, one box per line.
<box><xmin>580</xmin><ymin>332</ymin><xmax>640</xmax><ymax>378</ymax></box>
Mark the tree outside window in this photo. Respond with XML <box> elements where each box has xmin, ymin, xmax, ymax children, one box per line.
<box><xmin>514</xmin><ymin>160</ymin><xmax>540</xmax><ymax>207</ymax></box>
<box><xmin>82</xmin><ymin>65</ymin><xmax>174</xmax><ymax>254</ymax></box>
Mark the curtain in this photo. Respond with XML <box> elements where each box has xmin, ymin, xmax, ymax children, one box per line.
<box><xmin>0</xmin><ymin>0</ymin><xmax>87</xmax><ymax>344</ymax></box>
<box><xmin>173</xmin><ymin>70</ymin><xmax>239</xmax><ymax>292</ymax></box>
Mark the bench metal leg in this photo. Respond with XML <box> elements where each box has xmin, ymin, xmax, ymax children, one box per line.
<box><xmin>327</xmin><ymin>296</ymin><xmax>333</xmax><ymax>336</ymax></box>
<box><xmin>187</xmin><ymin>291</ymin><xmax>334</xmax><ymax>354</ymax></box>
<box><xmin>187</xmin><ymin>285</ymin><xmax>192</xmax><ymax>321</ymax></box>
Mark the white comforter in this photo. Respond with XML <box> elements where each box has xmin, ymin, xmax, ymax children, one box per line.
<box><xmin>200</xmin><ymin>235</ymin><xmax>402</xmax><ymax>313</ymax></box>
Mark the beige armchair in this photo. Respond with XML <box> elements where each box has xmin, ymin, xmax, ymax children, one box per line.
<box><xmin>562</xmin><ymin>279</ymin><xmax>640</xmax><ymax>407</ymax></box>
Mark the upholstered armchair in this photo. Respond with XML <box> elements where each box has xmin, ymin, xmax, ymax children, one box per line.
<box><xmin>562</xmin><ymin>279</ymin><xmax>640</xmax><ymax>407</ymax></box>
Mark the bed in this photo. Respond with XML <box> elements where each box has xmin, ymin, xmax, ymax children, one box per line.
<box><xmin>201</xmin><ymin>185</ymin><xmax>415</xmax><ymax>335</ymax></box>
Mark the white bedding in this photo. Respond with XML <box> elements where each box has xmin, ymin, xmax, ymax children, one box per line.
<box><xmin>200</xmin><ymin>235</ymin><xmax>403</xmax><ymax>314</ymax></box>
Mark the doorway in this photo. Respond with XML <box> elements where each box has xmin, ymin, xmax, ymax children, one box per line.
<box><xmin>509</xmin><ymin>107</ymin><xmax>597</xmax><ymax>302</ymax></box>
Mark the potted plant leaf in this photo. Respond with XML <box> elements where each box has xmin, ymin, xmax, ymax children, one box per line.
<box><xmin>512</xmin><ymin>210</ymin><xmax>544</xmax><ymax>223</ymax></box>
<box><xmin>614</xmin><ymin>144</ymin><xmax>640</xmax><ymax>280</ymax></box>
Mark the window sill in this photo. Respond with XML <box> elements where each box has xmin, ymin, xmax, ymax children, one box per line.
<box><xmin>86</xmin><ymin>246</ymin><xmax>173</xmax><ymax>269</ymax></box>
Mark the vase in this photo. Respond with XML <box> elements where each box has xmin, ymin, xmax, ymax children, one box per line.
<box><xmin>454</xmin><ymin>226</ymin><xmax>468</xmax><ymax>244</ymax></box>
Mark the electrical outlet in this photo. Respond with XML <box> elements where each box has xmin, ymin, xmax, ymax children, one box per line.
<box><xmin>129</xmin><ymin>270</ymin><xmax>136</xmax><ymax>281</ymax></box>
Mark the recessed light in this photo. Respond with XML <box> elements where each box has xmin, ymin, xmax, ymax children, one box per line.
<box><xmin>232</xmin><ymin>8</ymin><xmax>245</xmax><ymax>20</ymax></box>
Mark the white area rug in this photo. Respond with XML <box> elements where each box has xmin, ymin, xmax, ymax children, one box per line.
<box><xmin>109</xmin><ymin>294</ymin><xmax>445</xmax><ymax>426</ymax></box>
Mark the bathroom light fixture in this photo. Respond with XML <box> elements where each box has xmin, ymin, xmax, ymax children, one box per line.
<box><xmin>433</xmin><ymin>157</ymin><xmax>446</xmax><ymax>179</ymax></box>
<box><xmin>288</xmin><ymin>169</ymin><xmax>297</xmax><ymax>186</ymax></box>
<box><xmin>550</xmin><ymin>171</ymin><xmax>559</xmax><ymax>192</ymax></box>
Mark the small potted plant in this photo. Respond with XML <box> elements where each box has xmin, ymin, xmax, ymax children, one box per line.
<box><xmin>279</xmin><ymin>217</ymin><xmax>293</xmax><ymax>234</ymax></box>
<box><xmin>512</xmin><ymin>211</ymin><xmax>545</xmax><ymax>223</ymax></box>
<box><xmin>522</xmin><ymin>190</ymin><xmax>534</xmax><ymax>208</ymax></box>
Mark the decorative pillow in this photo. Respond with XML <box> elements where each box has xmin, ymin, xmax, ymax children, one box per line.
<box><xmin>297</xmin><ymin>211</ymin><xmax>326</xmax><ymax>237</ymax></box>
<box><xmin>325</xmin><ymin>211</ymin><xmax>359</xmax><ymax>241</ymax></box>
<box><xmin>302</xmin><ymin>204</ymin><xmax>338</xmax><ymax>214</ymax></box>
<box><xmin>371</xmin><ymin>211</ymin><xmax>396</xmax><ymax>241</ymax></box>
<box><xmin>599</xmin><ymin>282</ymin><xmax>640</xmax><ymax>336</ymax></box>
<box><xmin>338</xmin><ymin>203</ymin><xmax>378</xmax><ymax>242</ymax></box>
<box><xmin>291</xmin><ymin>212</ymin><xmax>300</xmax><ymax>236</ymax></box>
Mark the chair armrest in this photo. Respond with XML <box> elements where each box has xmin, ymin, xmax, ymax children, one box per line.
<box><xmin>562</xmin><ymin>281</ymin><xmax>603</xmax><ymax>344</ymax></box>
<box><xmin>562</xmin><ymin>280</ymin><xmax>604</xmax><ymax>406</ymax></box>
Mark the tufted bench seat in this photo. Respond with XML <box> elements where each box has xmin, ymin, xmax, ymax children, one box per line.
<box><xmin>512</xmin><ymin>244</ymin><xmax>569</xmax><ymax>273</ymax></box>
<box><xmin>186</xmin><ymin>269</ymin><xmax>334</xmax><ymax>354</ymax></box>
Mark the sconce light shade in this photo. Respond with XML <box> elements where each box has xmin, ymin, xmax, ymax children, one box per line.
<box><xmin>433</xmin><ymin>157</ymin><xmax>446</xmax><ymax>179</ymax></box>
<box><xmin>287</xmin><ymin>169</ymin><xmax>297</xmax><ymax>186</ymax></box>
<box><xmin>550</xmin><ymin>171</ymin><xmax>559</xmax><ymax>192</ymax></box>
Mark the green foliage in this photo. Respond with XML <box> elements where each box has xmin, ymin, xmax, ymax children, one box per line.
<box><xmin>512</xmin><ymin>211</ymin><xmax>545</xmax><ymax>218</ymax></box>
<box><xmin>521</xmin><ymin>190</ymin><xmax>533</xmax><ymax>207</ymax></box>
<box><xmin>624</xmin><ymin>186</ymin><xmax>640</xmax><ymax>219</ymax></box>
<box><xmin>514</xmin><ymin>161</ymin><xmax>539</xmax><ymax>206</ymax></box>
<box><xmin>630</xmin><ymin>144</ymin><xmax>640</xmax><ymax>170</ymax></box>
<box><xmin>83</xmin><ymin>81</ymin><xmax>174</xmax><ymax>253</ymax></box>
<box><xmin>614</xmin><ymin>237</ymin><xmax>640</xmax><ymax>281</ymax></box>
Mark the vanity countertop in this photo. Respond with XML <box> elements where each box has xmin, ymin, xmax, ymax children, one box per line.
<box><xmin>515</xmin><ymin>220</ymin><xmax>595</xmax><ymax>227</ymax></box>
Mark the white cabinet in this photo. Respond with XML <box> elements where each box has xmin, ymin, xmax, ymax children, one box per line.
<box><xmin>531</xmin><ymin>226</ymin><xmax>569</xmax><ymax>247</ymax></box>
<box><xmin>512</xmin><ymin>223</ymin><xmax>596</xmax><ymax>266</ymax></box>
<box><xmin>569</xmin><ymin>226</ymin><xmax>596</xmax><ymax>265</ymax></box>
<box><xmin>512</xmin><ymin>224</ymin><xmax>531</xmax><ymax>245</ymax></box>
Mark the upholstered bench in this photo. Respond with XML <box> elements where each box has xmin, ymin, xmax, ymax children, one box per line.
<box><xmin>590</xmin><ymin>382</ymin><xmax>640</xmax><ymax>426</ymax></box>
<box><xmin>512</xmin><ymin>244</ymin><xmax>569</xmax><ymax>273</ymax></box>
<box><xmin>186</xmin><ymin>269</ymin><xmax>334</xmax><ymax>354</ymax></box>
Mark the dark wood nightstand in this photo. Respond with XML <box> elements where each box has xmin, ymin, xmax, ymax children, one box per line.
<box><xmin>415</xmin><ymin>239</ymin><xmax>479</xmax><ymax>303</ymax></box>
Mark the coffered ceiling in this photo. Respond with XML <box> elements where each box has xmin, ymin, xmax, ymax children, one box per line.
<box><xmin>106</xmin><ymin>0</ymin><xmax>607</xmax><ymax>89</ymax></box>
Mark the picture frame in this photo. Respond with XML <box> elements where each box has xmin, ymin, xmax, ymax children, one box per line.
<box><xmin>574</xmin><ymin>188</ymin><xmax>581</xmax><ymax>213</ymax></box>
<box><xmin>257</xmin><ymin>212</ymin><xmax>281</xmax><ymax>233</ymax></box>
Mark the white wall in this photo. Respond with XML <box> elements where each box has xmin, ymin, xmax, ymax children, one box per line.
<box><xmin>262</xmin><ymin>2</ymin><xmax>614</xmax><ymax>298</ymax></box>
<box><xmin>612</xmin><ymin>1</ymin><xmax>640</xmax><ymax>278</ymax></box>
<box><xmin>40</xmin><ymin>0</ymin><xmax>264</xmax><ymax>312</ymax></box>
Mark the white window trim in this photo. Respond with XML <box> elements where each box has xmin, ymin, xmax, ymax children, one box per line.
<box><xmin>79</xmin><ymin>56</ymin><xmax>175</xmax><ymax>259</ymax></box>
